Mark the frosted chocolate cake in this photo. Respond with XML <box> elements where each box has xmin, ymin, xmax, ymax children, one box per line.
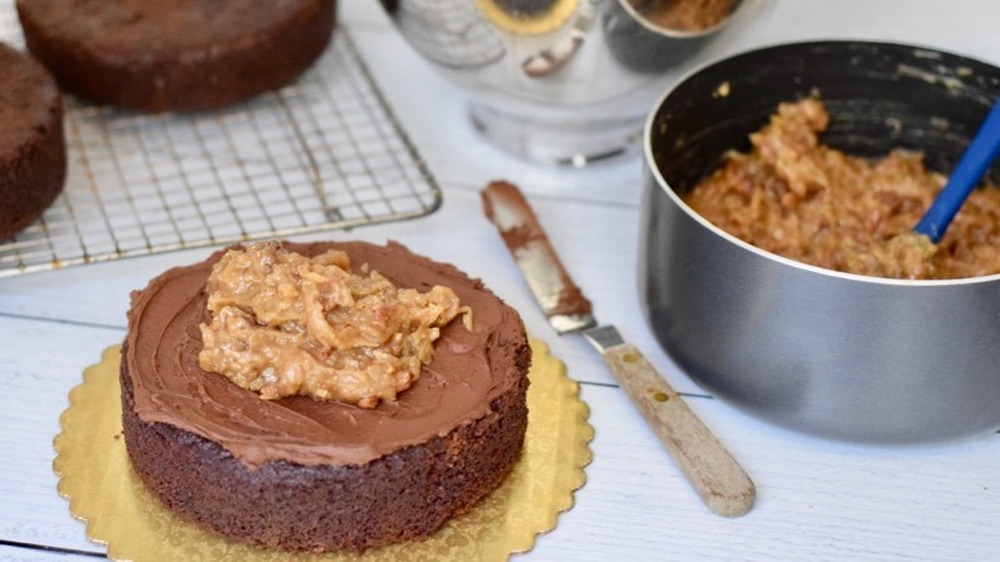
<box><xmin>120</xmin><ymin>240</ymin><xmax>531</xmax><ymax>552</ymax></box>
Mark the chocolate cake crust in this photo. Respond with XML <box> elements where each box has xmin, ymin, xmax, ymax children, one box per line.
<box><xmin>16</xmin><ymin>0</ymin><xmax>336</xmax><ymax>112</ymax></box>
<box><xmin>120</xmin><ymin>345</ymin><xmax>529</xmax><ymax>552</ymax></box>
<box><xmin>0</xmin><ymin>43</ymin><xmax>65</xmax><ymax>241</ymax></box>
<box><xmin>121</xmin><ymin>241</ymin><xmax>531</xmax><ymax>552</ymax></box>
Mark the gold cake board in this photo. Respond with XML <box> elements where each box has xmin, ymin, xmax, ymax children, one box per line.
<box><xmin>54</xmin><ymin>339</ymin><xmax>593</xmax><ymax>562</ymax></box>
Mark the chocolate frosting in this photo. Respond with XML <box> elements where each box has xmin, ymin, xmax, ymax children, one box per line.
<box><xmin>125</xmin><ymin>241</ymin><xmax>528</xmax><ymax>469</ymax></box>
<box><xmin>481</xmin><ymin>181</ymin><xmax>593</xmax><ymax>317</ymax></box>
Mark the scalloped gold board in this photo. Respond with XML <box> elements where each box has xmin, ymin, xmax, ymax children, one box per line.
<box><xmin>54</xmin><ymin>339</ymin><xmax>593</xmax><ymax>561</ymax></box>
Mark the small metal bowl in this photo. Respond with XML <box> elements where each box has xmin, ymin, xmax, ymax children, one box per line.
<box><xmin>639</xmin><ymin>41</ymin><xmax>1000</xmax><ymax>443</ymax></box>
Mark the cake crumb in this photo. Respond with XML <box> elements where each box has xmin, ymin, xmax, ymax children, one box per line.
<box><xmin>198</xmin><ymin>241</ymin><xmax>472</xmax><ymax>407</ymax></box>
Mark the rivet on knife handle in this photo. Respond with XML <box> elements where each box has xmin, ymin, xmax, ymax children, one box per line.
<box><xmin>481</xmin><ymin>180</ymin><xmax>756</xmax><ymax>517</ymax></box>
<box><xmin>585</xmin><ymin>327</ymin><xmax>756</xmax><ymax>517</ymax></box>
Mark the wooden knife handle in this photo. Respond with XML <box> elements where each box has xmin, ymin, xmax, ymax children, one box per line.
<box><xmin>600</xmin><ymin>342</ymin><xmax>756</xmax><ymax>517</ymax></box>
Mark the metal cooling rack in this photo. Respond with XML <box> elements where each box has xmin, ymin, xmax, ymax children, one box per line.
<box><xmin>0</xmin><ymin>3</ymin><xmax>442</xmax><ymax>277</ymax></box>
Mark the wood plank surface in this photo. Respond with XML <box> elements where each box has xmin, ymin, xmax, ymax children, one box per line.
<box><xmin>1</xmin><ymin>1</ymin><xmax>998</xmax><ymax>561</ymax></box>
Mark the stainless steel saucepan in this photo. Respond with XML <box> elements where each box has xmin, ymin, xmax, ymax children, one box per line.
<box><xmin>639</xmin><ymin>41</ymin><xmax>1000</xmax><ymax>443</ymax></box>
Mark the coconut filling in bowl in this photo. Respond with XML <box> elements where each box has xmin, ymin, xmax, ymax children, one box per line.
<box><xmin>683</xmin><ymin>98</ymin><xmax>1000</xmax><ymax>280</ymax></box>
<box><xmin>638</xmin><ymin>41</ymin><xmax>1000</xmax><ymax>443</ymax></box>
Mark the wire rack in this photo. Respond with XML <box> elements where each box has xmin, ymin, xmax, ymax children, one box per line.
<box><xmin>0</xmin><ymin>3</ymin><xmax>442</xmax><ymax>277</ymax></box>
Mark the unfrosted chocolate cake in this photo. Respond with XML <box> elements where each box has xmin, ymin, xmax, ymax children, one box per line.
<box><xmin>16</xmin><ymin>0</ymin><xmax>336</xmax><ymax>113</ymax></box>
<box><xmin>120</xmin><ymin>240</ymin><xmax>531</xmax><ymax>552</ymax></box>
<box><xmin>0</xmin><ymin>43</ymin><xmax>66</xmax><ymax>241</ymax></box>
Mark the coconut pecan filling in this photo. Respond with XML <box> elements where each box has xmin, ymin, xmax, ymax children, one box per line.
<box><xmin>198</xmin><ymin>241</ymin><xmax>472</xmax><ymax>408</ymax></box>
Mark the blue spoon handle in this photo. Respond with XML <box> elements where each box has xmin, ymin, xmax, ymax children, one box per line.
<box><xmin>914</xmin><ymin>98</ymin><xmax>1000</xmax><ymax>243</ymax></box>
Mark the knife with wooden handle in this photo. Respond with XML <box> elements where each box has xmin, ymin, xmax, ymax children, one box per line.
<box><xmin>481</xmin><ymin>180</ymin><xmax>756</xmax><ymax>518</ymax></box>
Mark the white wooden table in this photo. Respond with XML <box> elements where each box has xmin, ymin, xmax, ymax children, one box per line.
<box><xmin>2</xmin><ymin>1</ymin><xmax>998</xmax><ymax>560</ymax></box>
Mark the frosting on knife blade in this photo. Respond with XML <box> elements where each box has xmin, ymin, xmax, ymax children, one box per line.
<box><xmin>481</xmin><ymin>180</ymin><xmax>594</xmax><ymax>324</ymax></box>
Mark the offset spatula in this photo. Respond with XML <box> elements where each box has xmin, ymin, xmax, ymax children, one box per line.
<box><xmin>481</xmin><ymin>180</ymin><xmax>755</xmax><ymax>517</ymax></box>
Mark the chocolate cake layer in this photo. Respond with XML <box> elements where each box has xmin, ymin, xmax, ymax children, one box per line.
<box><xmin>0</xmin><ymin>43</ymin><xmax>66</xmax><ymax>241</ymax></box>
<box><xmin>121</xmin><ymin>240</ymin><xmax>531</xmax><ymax>552</ymax></box>
<box><xmin>16</xmin><ymin>0</ymin><xmax>336</xmax><ymax>112</ymax></box>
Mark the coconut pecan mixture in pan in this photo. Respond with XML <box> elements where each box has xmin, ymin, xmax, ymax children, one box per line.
<box><xmin>684</xmin><ymin>99</ymin><xmax>1000</xmax><ymax>279</ymax></box>
<box><xmin>630</xmin><ymin>0</ymin><xmax>738</xmax><ymax>32</ymax></box>
<box><xmin>198</xmin><ymin>242</ymin><xmax>472</xmax><ymax>408</ymax></box>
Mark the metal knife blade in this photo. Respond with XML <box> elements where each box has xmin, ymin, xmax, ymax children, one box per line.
<box><xmin>482</xmin><ymin>180</ymin><xmax>756</xmax><ymax>517</ymax></box>
<box><xmin>480</xmin><ymin>180</ymin><xmax>597</xmax><ymax>334</ymax></box>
